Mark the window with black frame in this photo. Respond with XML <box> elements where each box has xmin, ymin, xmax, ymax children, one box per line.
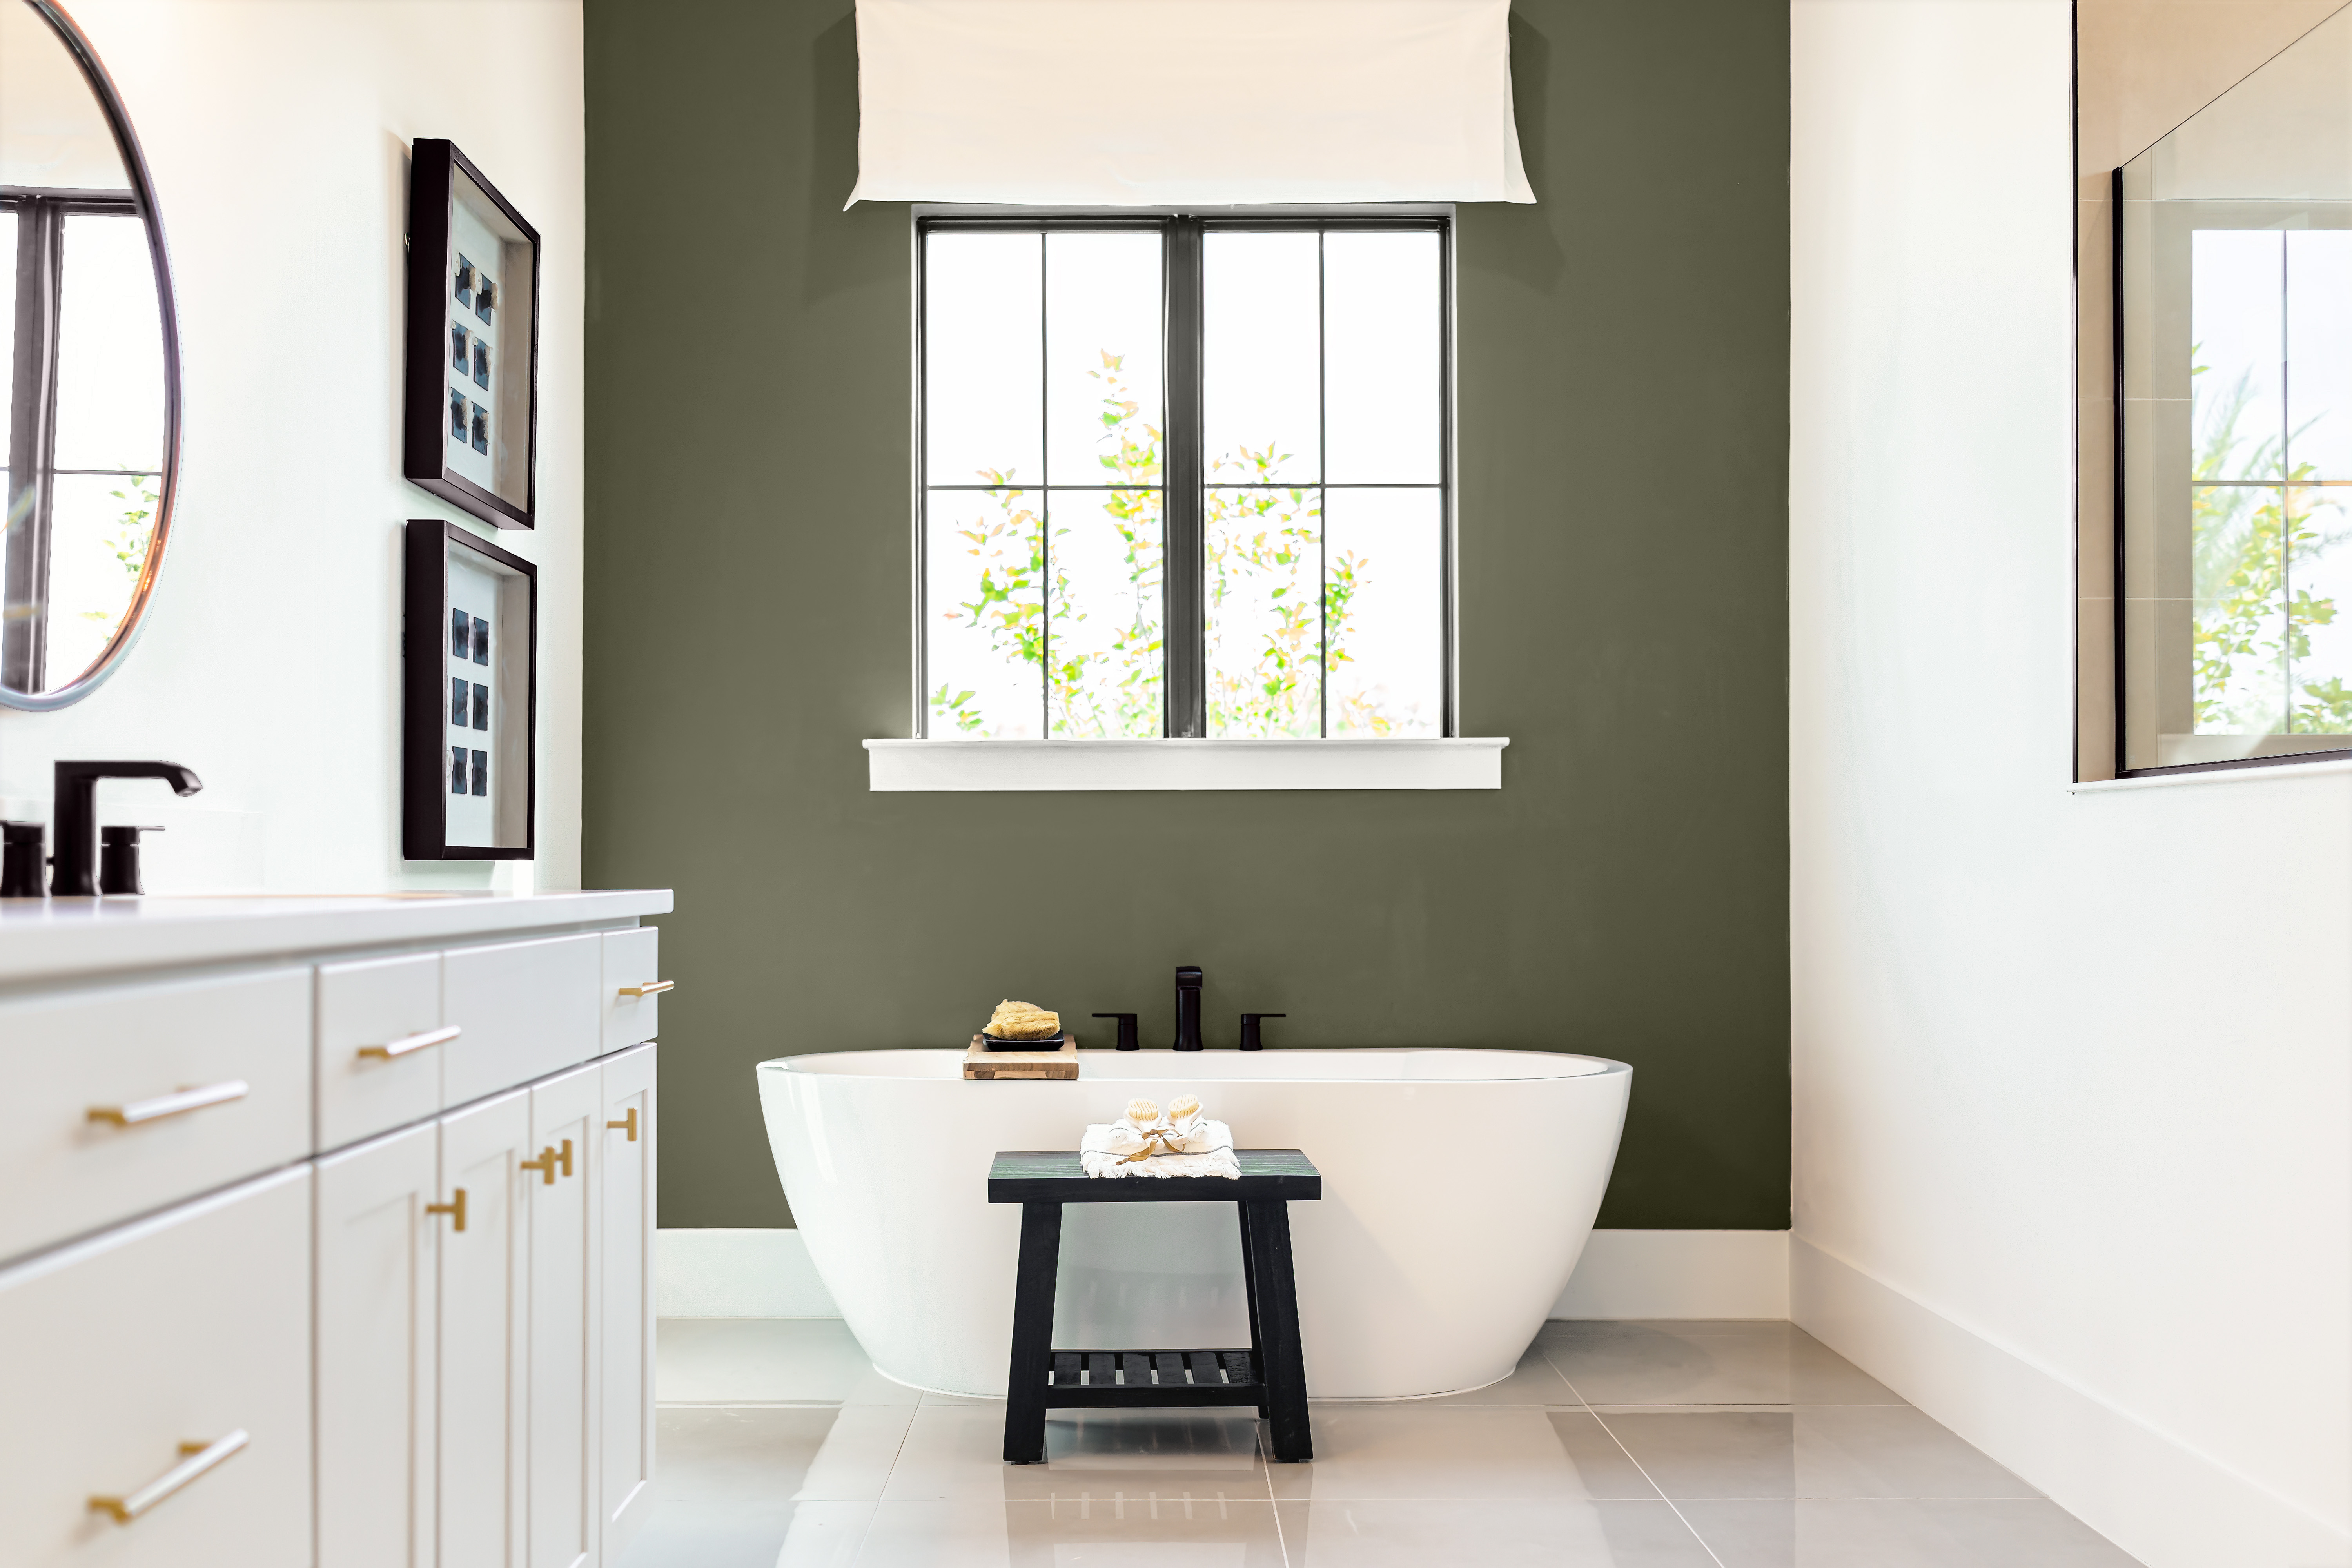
<box><xmin>919</xmin><ymin>215</ymin><xmax>1450</xmax><ymax>740</ymax></box>
<box><xmin>1</xmin><ymin>191</ymin><xmax>164</xmax><ymax>693</ymax></box>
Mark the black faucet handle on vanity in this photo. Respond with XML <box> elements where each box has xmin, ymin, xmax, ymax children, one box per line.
<box><xmin>1092</xmin><ymin>1013</ymin><xmax>1141</xmax><ymax>1051</ymax></box>
<box><xmin>50</xmin><ymin>761</ymin><xmax>202</xmax><ymax>897</ymax></box>
<box><xmin>0</xmin><ymin>822</ymin><xmax>45</xmax><ymax>898</ymax></box>
<box><xmin>1239</xmin><ymin>1013</ymin><xmax>1286</xmax><ymax>1051</ymax></box>
<box><xmin>1173</xmin><ymin>965</ymin><xmax>1204</xmax><ymax>1051</ymax></box>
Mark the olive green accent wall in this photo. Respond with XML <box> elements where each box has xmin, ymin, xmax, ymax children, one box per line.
<box><xmin>582</xmin><ymin>0</ymin><xmax>1791</xmax><ymax>1231</ymax></box>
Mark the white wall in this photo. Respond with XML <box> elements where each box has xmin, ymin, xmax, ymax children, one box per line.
<box><xmin>0</xmin><ymin>0</ymin><xmax>584</xmax><ymax>893</ymax></box>
<box><xmin>1791</xmin><ymin>4</ymin><xmax>2351</xmax><ymax>1566</ymax></box>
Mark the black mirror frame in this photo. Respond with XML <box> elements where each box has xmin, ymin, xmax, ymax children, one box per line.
<box><xmin>0</xmin><ymin>0</ymin><xmax>183</xmax><ymax>712</ymax></box>
<box><xmin>402</xmin><ymin>519</ymin><xmax>537</xmax><ymax>861</ymax></box>
<box><xmin>402</xmin><ymin>139</ymin><xmax>541</xmax><ymax>531</ymax></box>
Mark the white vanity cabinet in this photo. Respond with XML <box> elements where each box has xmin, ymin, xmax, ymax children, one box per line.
<box><xmin>0</xmin><ymin>891</ymin><xmax>671</xmax><ymax>1568</ymax></box>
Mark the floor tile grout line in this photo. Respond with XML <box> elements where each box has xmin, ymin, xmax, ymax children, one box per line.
<box><xmin>1257</xmin><ymin>1418</ymin><xmax>1294</xmax><ymax>1568</ymax></box>
<box><xmin>1548</xmin><ymin>1354</ymin><xmax>1731</xmax><ymax>1568</ymax></box>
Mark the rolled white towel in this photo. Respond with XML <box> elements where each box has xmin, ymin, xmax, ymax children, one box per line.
<box><xmin>1080</xmin><ymin>1118</ymin><xmax>1240</xmax><ymax>1179</ymax></box>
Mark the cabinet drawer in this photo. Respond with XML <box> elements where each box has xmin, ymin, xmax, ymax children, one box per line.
<box><xmin>600</xmin><ymin>926</ymin><xmax>661</xmax><ymax>1053</ymax></box>
<box><xmin>0</xmin><ymin>967</ymin><xmax>310</xmax><ymax>1264</ymax></box>
<box><xmin>442</xmin><ymin>934</ymin><xmax>600</xmax><ymax>1108</ymax></box>
<box><xmin>317</xmin><ymin>953</ymin><xmax>445</xmax><ymax>1152</ymax></box>
<box><xmin>0</xmin><ymin>1167</ymin><xmax>311</xmax><ymax>1566</ymax></box>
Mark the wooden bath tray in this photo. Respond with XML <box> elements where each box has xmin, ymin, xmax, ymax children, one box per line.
<box><xmin>963</xmin><ymin>1034</ymin><xmax>1079</xmax><ymax>1080</ymax></box>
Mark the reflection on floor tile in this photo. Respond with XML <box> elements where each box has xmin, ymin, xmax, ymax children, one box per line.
<box><xmin>854</xmin><ymin>1497</ymin><xmax>1287</xmax><ymax>1566</ymax></box>
<box><xmin>614</xmin><ymin>1320</ymin><xmax>2146</xmax><ymax>1568</ymax></box>
<box><xmin>1278</xmin><ymin>1498</ymin><xmax>1717</xmax><ymax>1566</ymax></box>
<box><xmin>886</xmin><ymin>1403</ymin><xmax>1268</xmax><ymax>1502</ymax></box>
<box><xmin>1600</xmin><ymin>1408</ymin><xmax>2042</xmax><ymax>1501</ymax></box>
<box><xmin>1677</xmin><ymin>1499</ymin><xmax>2149</xmax><ymax>1567</ymax></box>
<box><xmin>613</xmin><ymin>1406</ymin><xmax>841</xmax><ymax>1568</ymax></box>
<box><xmin>1407</xmin><ymin>1343</ymin><xmax>1580</xmax><ymax>1405</ymax></box>
<box><xmin>1267</xmin><ymin>1406</ymin><xmax>1657</xmax><ymax>1501</ymax></box>
<box><xmin>1541</xmin><ymin>1320</ymin><xmax>1903</xmax><ymax>1406</ymax></box>
<box><xmin>659</xmin><ymin>1317</ymin><xmax>918</xmax><ymax>1404</ymax></box>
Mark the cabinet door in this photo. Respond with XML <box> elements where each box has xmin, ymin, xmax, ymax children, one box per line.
<box><xmin>598</xmin><ymin>1044</ymin><xmax>656</xmax><ymax>1560</ymax></box>
<box><xmin>316</xmin><ymin>1122</ymin><xmax>439</xmax><ymax>1568</ymax></box>
<box><xmin>439</xmin><ymin>1089</ymin><xmax>531</xmax><ymax>1568</ymax></box>
<box><xmin>0</xmin><ymin>1167</ymin><xmax>310</xmax><ymax>1568</ymax></box>
<box><xmin>443</xmin><ymin>935</ymin><xmax>602</xmax><ymax>1109</ymax></box>
<box><xmin>528</xmin><ymin>1062</ymin><xmax>602</xmax><ymax>1568</ymax></box>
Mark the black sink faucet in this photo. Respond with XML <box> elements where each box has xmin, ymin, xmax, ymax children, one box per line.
<box><xmin>1173</xmin><ymin>965</ymin><xmax>1204</xmax><ymax>1051</ymax></box>
<box><xmin>51</xmin><ymin>761</ymin><xmax>201</xmax><ymax>896</ymax></box>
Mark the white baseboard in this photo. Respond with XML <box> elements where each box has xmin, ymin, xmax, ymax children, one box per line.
<box><xmin>657</xmin><ymin>1228</ymin><xmax>841</xmax><ymax>1318</ymax></box>
<box><xmin>1792</xmin><ymin>1234</ymin><xmax>2350</xmax><ymax>1568</ymax></box>
<box><xmin>655</xmin><ymin>1227</ymin><xmax>1789</xmax><ymax>1323</ymax></box>
<box><xmin>1548</xmin><ymin>1228</ymin><xmax>1790</xmax><ymax>1319</ymax></box>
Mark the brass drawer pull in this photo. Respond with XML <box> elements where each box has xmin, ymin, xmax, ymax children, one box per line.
<box><xmin>617</xmin><ymin>980</ymin><xmax>673</xmax><ymax>998</ymax></box>
<box><xmin>89</xmin><ymin>1430</ymin><xmax>248</xmax><ymax>1523</ymax></box>
<box><xmin>358</xmin><ymin>1024</ymin><xmax>460</xmax><ymax>1061</ymax></box>
<box><xmin>87</xmin><ymin>1080</ymin><xmax>249</xmax><ymax>1127</ymax></box>
<box><xmin>426</xmin><ymin>1189</ymin><xmax>466</xmax><ymax>1231</ymax></box>
<box><xmin>607</xmin><ymin>1108</ymin><xmax>638</xmax><ymax>1142</ymax></box>
<box><xmin>520</xmin><ymin>1139</ymin><xmax>573</xmax><ymax>1184</ymax></box>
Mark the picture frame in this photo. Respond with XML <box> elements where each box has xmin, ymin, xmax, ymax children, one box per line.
<box><xmin>403</xmin><ymin>520</ymin><xmax>536</xmax><ymax>860</ymax></box>
<box><xmin>403</xmin><ymin>139</ymin><xmax>540</xmax><ymax>530</ymax></box>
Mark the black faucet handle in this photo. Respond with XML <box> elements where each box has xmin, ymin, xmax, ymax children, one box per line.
<box><xmin>1239</xmin><ymin>1013</ymin><xmax>1286</xmax><ymax>1051</ymax></box>
<box><xmin>0</xmin><ymin>821</ymin><xmax>44</xmax><ymax>898</ymax></box>
<box><xmin>1091</xmin><ymin>1013</ymin><xmax>1141</xmax><ymax>1051</ymax></box>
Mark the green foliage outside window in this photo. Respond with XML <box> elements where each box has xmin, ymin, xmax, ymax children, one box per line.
<box><xmin>931</xmin><ymin>349</ymin><xmax>1402</xmax><ymax>739</ymax></box>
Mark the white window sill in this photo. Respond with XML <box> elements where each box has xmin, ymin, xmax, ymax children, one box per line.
<box><xmin>864</xmin><ymin>737</ymin><xmax>1508</xmax><ymax>791</ymax></box>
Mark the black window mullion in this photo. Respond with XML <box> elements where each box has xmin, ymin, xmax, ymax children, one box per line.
<box><xmin>3</xmin><ymin>195</ymin><xmax>64</xmax><ymax>693</ymax></box>
<box><xmin>1164</xmin><ymin>218</ymin><xmax>1205</xmax><ymax>737</ymax></box>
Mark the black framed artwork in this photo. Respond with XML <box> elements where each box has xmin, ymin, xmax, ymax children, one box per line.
<box><xmin>403</xmin><ymin>139</ymin><xmax>540</xmax><ymax>530</ymax></box>
<box><xmin>403</xmin><ymin>520</ymin><xmax>535</xmax><ymax>859</ymax></box>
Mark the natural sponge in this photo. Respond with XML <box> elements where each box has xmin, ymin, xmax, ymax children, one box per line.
<box><xmin>985</xmin><ymin>999</ymin><xmax>1062</xmax><ymax>1040</ymax></box>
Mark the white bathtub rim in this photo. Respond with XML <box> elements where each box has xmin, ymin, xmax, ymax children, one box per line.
<box><xmin>760</xmin><ymin>1046</ymin><xmax>1634</xmax><ymax>1085</ymax></box>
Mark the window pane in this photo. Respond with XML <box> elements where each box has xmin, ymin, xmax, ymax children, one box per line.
<box><xmin>1048</xmin><ymin>487</ymin><xmax>1163</xmax><ymax>737</ymax></box>
<box><xmin>2287</xmin><ymin>230</ymin><xmax>2352</xmax><ymax>479</ymax></box>
<box><xmin>925</xmin><ymin>487</ymin><xmax>1042</xmax><ymax>737</ymax></box>
<box><xmin>1326</xmin><ymin>488</ymin><xmax>1442</xmax><ymax>735</ymax></box>
<box><xmin>1206</xmin><ymin>484</ymin><xmax>1321</xmax><ymax>736</ymax></box>
<box><xmin>43</xmin><ymin>470</ymin><xmax>155</xmax><ymax>685</ymax></box>
<box><xmin>2192</xmin><ymin>229</ymin><xmax>2284</xmax><ymax>482</ymax></box>
<box><xmin>2290</xmin><ymin>485</ymin><xmax>2352</xmax><ymax>732</ymax></box>
<box><xmin>927</xmin><ymin>233</ymin><xmax>1041</xmax><ymax>487</ymax></box>
<box><xmin>1325</xmin><ymin>232</ymin><xmax>1441</xmax><ymax>484</ymax></box>
<box><xmin>1046</xmin><ymin>231</ymin><xmax>1161</xmax><ymax>487</ymax></box>
<box><xmin>52</xmin><ymin>212</ymin><xmax>163</xmax><ymax>473</ymax></box>
<box><xmin>2191</xmin><ymin>481</ymin><xmax>2288</xmax><ymax>735</ymax></box>
<box><xmin>1203</xmin><ymin>232</ymin><xmax>1319</xmax><ymax>485</ymax></box>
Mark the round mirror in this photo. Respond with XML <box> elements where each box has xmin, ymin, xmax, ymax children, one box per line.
<box><xmin>0</xmin><ymin>0</ymin><xmax>177</xmax><ymax>709</ymax></box>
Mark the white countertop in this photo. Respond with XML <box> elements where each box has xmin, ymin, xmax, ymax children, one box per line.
<box><xmin>0</xmin><ymin>889</ymin><xmax>674</xmax><ymax>985</ymax></box>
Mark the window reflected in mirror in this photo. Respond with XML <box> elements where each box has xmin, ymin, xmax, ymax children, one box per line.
<box><xmin>2117</xmin><ymin>6</ymin><xmax>2352</xmax><ymax>772</ymax></box>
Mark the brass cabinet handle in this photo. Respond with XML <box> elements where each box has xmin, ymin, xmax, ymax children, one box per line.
<box><xmin>617</xmin><ymin>980</ymin><xmax>673</xmax><ymax>998</ymax></box>
<box><xmin>426</xmin><ymin>1189</ymin><xmax>466</xmax><ymax>1232</ymax></box>
<box><xmin>87</xmin><ymin>1080</ymin><xmax>249</xmax><ymax>1127</ymax></box>
<box><xmin>520</xmin><ymin>1139</ymin><xmax>573</xmax><ymax>1184</ymax></box>
<box><xmin>358</xmin><ymin>1025</ymin><xmax>460</xmax><ymax>1061</ymax></box>
<box><xmin>89</xmin><ymin>1430</ymin><xmax>248</xmax><ymax>1523</ymax></box>
<box><xmin>607</xmin><ymin>1108</ymin><xmax>638</xmax><ymax>1142</ymax></box>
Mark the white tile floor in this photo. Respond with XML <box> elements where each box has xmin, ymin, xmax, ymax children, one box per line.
<box><xmin>619</xmin><ymin>1318</ymin><xmax>2147</xmax><ymax>1567</ymax></box>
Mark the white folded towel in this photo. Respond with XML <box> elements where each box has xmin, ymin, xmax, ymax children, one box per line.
<box><xmin>1080</xmin><ymin>1117</ymin><xmax>1240</xmax><ymax>1179</ymax></box>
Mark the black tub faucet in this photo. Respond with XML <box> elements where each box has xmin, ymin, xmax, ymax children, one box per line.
<box><xmin>51</xmin><ymin>761</ymin><xmax>201</xmax><ymax>896</ymax></box>
<box><xmin>1173</xmin><ymin>965</ymin><xmax>1204</xmax><ymax>1051</ymax></box>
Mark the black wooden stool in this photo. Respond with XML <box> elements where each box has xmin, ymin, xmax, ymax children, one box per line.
<box><xmin>987</xmin><ymin>1148</ymin><xmax>1321</xmax><ymax>1464</ymax></box>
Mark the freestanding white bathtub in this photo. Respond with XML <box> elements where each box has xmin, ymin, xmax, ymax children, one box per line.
<box><xmin>758</xmin><ymin>1048</ymin><xmax>1630</xmax><ymax>1400</ymax></box>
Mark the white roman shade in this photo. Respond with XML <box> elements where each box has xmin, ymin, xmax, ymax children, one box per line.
<box><xmin>849</xmin><ymin>0</ymin><xmax>1534</xmax><ymax>207</ymax></box>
